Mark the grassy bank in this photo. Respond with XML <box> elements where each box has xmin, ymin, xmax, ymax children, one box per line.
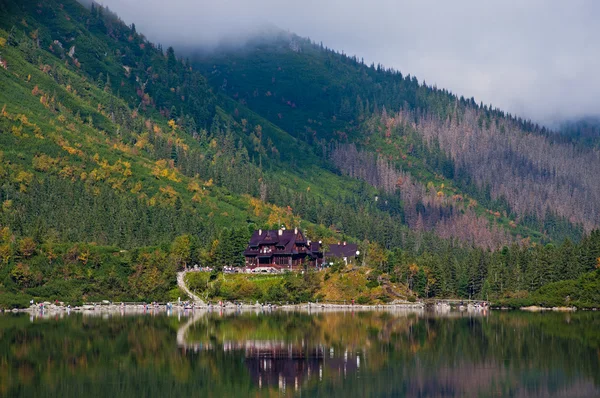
<box><xmin>185</xmin><ymin>271</ymin><xmax>320</xmax><ymax>304</ymax></box>
<box><xmin>0</xmin><ymin>243</ymin><xmax>183</xmax><ymax>309</ymax></box>
<box><xmin>185</xmin><ymin>266</ymin><xmax>411</xmax><ymax>305</ymax></box>
<box><xmin>493</xmin><ymin>270</ymin><xmax>600</xmax><ymax>309</ymax></box>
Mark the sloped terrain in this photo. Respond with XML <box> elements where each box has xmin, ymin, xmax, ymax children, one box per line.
<box><xmin>193</xmin><ymin>33</ymin><xmax>596</xmax><ymax>243</ymax></box>
<box><xmin>0</xmin><ymin>0</ymin><xmax>598</xmax><ymax>306</ymax></box>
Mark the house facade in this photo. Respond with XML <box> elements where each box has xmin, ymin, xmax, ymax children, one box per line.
<box><xmin>243</xmin><ymin>229</ymin><xmax>358</xmax><ymax>270</ymax></box>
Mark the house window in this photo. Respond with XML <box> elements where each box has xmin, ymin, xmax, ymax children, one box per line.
<box><xmin>276</xmin><ymin>257</ymin><xmax>288</xmax><ymax>266</ymax></box>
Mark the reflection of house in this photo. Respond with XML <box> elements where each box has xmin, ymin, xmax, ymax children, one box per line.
<box><xmin>241</xmin><ymin>341</ymin><xmax>358</xmax><ymax>393</ymax></box>
<box><xmin>180</xmin><ymin>336</ymin><xmax>360</xmax><ymax>393</ymax></box>
<box><xmin>246</xmin><ymin>354</ymin><xmax>321</xmax><ymax>392</ymax></box>
<box><xmin>243</xmin><ymin>229</ymin><xmax>359</xmax><ymax>269</ymax></box>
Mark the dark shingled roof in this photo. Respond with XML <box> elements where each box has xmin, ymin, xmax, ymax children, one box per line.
<box><xmin>325</xmin><ymin>243</ymin><xmax>358</xmax><ymax>258</ymax></box>
<box><xmin>243</xmin><ymin>230</ymin><xmax>358</xmax><ymax>262</ymax></box>
<box><xmin>244</xmin><ymin>229</ymin><xmax>307</xmax><ymax>256</ymax></box>
<box><xmin>309</xmin><ymin>242</ymin><xmax>321</xmax><ymax>253</ymax></box>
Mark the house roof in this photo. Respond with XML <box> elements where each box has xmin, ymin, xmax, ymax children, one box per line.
<box><xmin>244</xmin><ymin>231</ymin><xmax>358</xmax><ymax>260</ymax></box>
<box><xmin>244</xmin><ymin>229</ymin><xmax>307</xmax><ymax>256</ymax></box>
<box><xmin>325</xmin><ymin>243</ymin><xmax>358</xmax><ymax>258</ymax></box>
<box><xmin>309</xmin><ymin>242</ymin><xmax>321</xmax><ymax>253</ymax></box>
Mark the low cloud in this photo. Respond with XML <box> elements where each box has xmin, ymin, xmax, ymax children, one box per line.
<box><xmin>99</xmin><ymin>0</ymin><xmax>600</xmax><ymax>126</ymax></box>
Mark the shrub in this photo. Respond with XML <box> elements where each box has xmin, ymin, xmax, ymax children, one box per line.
<box><xmin>329</xmin><ymin>260</ymin><xmax>344</xmax><ymax>273</ymax></box>
<box><xmin>236</xmin><ymin>280</ymin><xmax>260</xmax><ymax>300</ymax></box>
<box><xmin>168</xmin><ymin>287</ymin><xmax>187</xmax><ymax>302</ymax></box>
<box><xmin>264</xmin><ymin>284</ymin><xmax>287</xmax><ymax>303</ymax></box>
<box><xmin>366</xmin><ymin>280</ymin><xmax>379</xmax><ymax>289</ymax></box>
<box><xmin>0</xmin><ymin>292</ymin><xmax>31</xmax><ymax>309</ymax></box>
<box><xmin>10</xmin><ymin>262</ymin><xmax>42</xmax><ymax>288</ymax></box>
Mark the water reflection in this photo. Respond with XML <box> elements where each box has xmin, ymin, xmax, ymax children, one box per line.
<box><xmin>1</xmin><ymin>309</ymin><xmax>598</xmax><ymax>397</ymax></box>
<box><xmin>178</xmin><ymin>312</ymin><xmax>363</xmax><ymax>393</ymax></box>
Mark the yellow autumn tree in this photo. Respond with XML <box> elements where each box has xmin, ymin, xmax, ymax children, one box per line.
<box><xmin>0</xmin><ymin>243</ymin><xmax>12</xmax><ymax>265</ymax></box>
<box><xmin>32</xmin><ymin>154</ymin><xmax>59</xmax><ymax>172</ymax></box>
<box><xmin>248</xmin><ymin>196</ymin><xmax>264</xmax><ymax>217</ymax></box>
<box><xmin>171</xmin><ymin>235</ymin><xmax>192</xmax><ymax>269</ymax></box>
<box><xmin>18</xmin><ymin>237</ymin><xmax>36</xmax><ymax>258</ymax></box>
<box><xmin>130</xmin><ymin>181</ymin><xmax>143</xmax><ymax>194</ymax></box>
<box><xmin>157</xmin><ymin>185</ymin><xmax>178</xmax><ymax>206</ymax></box>
<box><xmin>152</xmin><ymin>159</ymin><xmax>180</xmax><ymax>182</ymax></box>
<box><xmin>187</xmin><ymin>180</ymin><xmax>201</xmax><ymax>192</ymax></box>
<box><xmin>152</xmin><ymin>159</ymin><xmax>169</xmax><ymax>179</ymax></box>
<box><xmin>366</xmin><ymin>242</ymin><xmax>388</xmax><ymax>269</ymax></box>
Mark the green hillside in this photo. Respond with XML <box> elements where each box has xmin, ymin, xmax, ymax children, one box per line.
<box><xmin>192</xmin><ymin>33</ymin><xmax>590</xmax><ymax>244</ymax></box>
<box><xmin>0</xmin><ymin>0</ymin><xmax>598</xmax><ymax>307</ymax></box>
<box><xmin>0</xmin><ymin>0</ymin><xmax>424</xmax><ymax>304</ymax></box>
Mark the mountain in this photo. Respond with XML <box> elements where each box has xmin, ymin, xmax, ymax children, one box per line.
<box><xmin>191</xmin><ymin>32</ymin><xmax>599</xmax><ymax>242</ymax></box>
<box><xmin>0</xmin><ymin>0</ymin><xmax>598</xmax><ymax>307</ymax></box>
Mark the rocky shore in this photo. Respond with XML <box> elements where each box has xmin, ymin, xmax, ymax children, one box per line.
<box><xmin>6</xmin><ymin>300</ymin><xmax>427</xmax><ymax>316</ymax></box>
<box><xmin>519</xmin><ymin>305</ymin><xmax>578</xmax><ymax>312</ymax></box>
<box><xmin>9</xmin><ymin>302</ymin><xmax>593</xmax><ymax>317</ymax></box>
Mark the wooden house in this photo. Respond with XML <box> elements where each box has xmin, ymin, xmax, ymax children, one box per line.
<box><xmin>243</xmin><ymin>230</ymin><xmax>358</xmax><ymax>270</ymax></box>
<box><xmin>243</xmin><ymin>228</ymin><xmax>321</xmax><ymax>270</ymax></box>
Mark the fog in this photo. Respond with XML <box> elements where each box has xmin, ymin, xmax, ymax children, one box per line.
<box><xmin>97</xmin><ymin>0</ymin><xmax>600</xmax><ymax>126</ymax></box>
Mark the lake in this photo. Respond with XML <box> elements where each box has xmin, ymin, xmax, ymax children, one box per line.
<box><xmin>0</xmin><ymin>309</ymin><xmax>598</xmax><ymax>397</ymax></box>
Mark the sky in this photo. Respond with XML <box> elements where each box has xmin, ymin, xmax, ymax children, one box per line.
<box><xmin>98</xmin><ymin>0</ymin><xmax>600</xmax><ymax>126</ymax></box>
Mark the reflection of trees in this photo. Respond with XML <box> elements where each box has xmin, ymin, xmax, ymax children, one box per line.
<box><xmin>181</xmin><ymin>311</ymin><xmax>600</xmax><ymax>396</ymax></box>
<box><xmin>0</xmin><ymin>311</ymin><xmax>598</xmax><ymax>397</ymax></box>
<box><xmin>304</xmin><ymin>312</ymin><xmax>600</xmax><ymax>397</ymax></box>
<box><xmin>0</xmin><ymin>315</ymin><xmax>253</xmax><ymax>397</ymax></box>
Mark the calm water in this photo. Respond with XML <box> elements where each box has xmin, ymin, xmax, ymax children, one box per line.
<box><xmin>0</xmin><ymin>309</ymin><xmax>598</xmax><ymax>397</ymax></box>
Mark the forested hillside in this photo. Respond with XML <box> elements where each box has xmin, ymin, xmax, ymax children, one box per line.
<box><xmin>0</xmin><ymin>0</ymin><xmax>598</xmax><ymax>307</ymax></box>
<box><xmin>193</xmin><ymin>34</ymin><xmax>597</xmax><ymax>243</ymax></box>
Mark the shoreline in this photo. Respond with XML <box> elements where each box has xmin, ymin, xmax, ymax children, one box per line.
<box><xmin>519</xmin><ymin>305</ymin><xmax>578</xmax><ymax>312</ymax></box>
<box><xmin>1</xmin><ymin>301</ymin><xmax>500</xmax><ymax>317</ymax></box>
<box><xmin>4</xmin><ymin>302</ymin><xmax>596</xmax><ymax>316</ymax></box>
<box><xmin>4</xmin><ymin>301</ymin><xmax>432</xmax><ymax>315</ymax></box>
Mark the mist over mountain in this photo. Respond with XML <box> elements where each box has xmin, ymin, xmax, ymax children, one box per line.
<box><xmin>97</xmin><ymin>0</ymin><xmax>600</xmax><ymax>127</ymax></box>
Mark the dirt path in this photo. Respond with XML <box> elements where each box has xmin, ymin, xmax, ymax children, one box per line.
<box><xmin>177</xmin><ymin>271</ymin><xmax>206</xmax><ymax>305</ymax></box>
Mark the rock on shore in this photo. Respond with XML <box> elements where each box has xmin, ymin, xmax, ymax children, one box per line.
<box><xmin>520</xmin><ymin>305</ymin><xmax>577</xmax><ymax>312</ymax></box>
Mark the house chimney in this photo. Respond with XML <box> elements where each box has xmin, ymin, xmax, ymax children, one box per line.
<box><xmin>343</xmin><ymin>241</ymin><xmax>346</xmax><ymax>246</ymax></box>
<box><xmin>294</xmin><ymin>227</ymin><xmax>298</xmax><ymax>234</ymax></box>
<box><xmin>259</xmin><ymin>229</ymin><xmax>262</xmax><ymax>235</ymax></box>
<box><xmin>278</xmin><ymin>229</ymin><xmax>283</xmax><ymax>236</ymax></box>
